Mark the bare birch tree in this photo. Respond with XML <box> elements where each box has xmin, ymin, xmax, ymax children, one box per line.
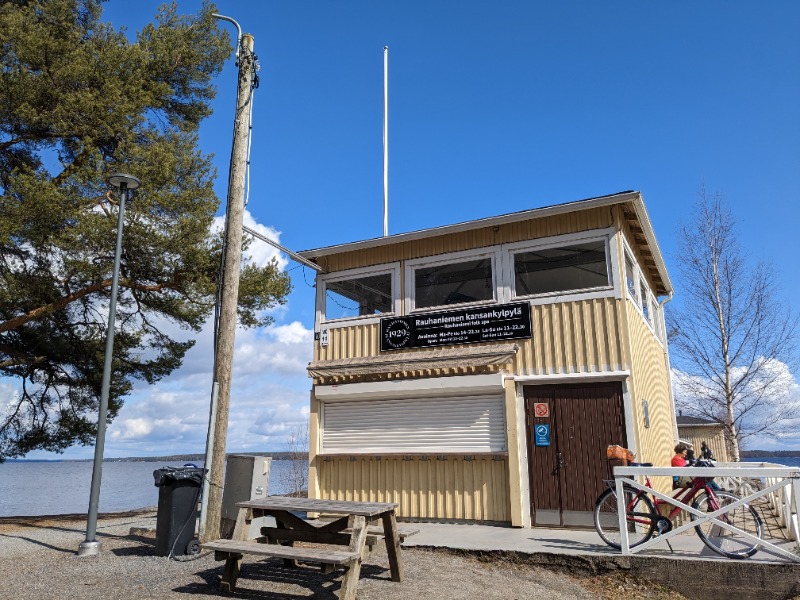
<box><xmin>278</xmin><ymin>422</ymin><xmax>309</xmax><ymax>496</ymax></box>
<box><xmin>670</xmin><ymin>189</ymin><xmax>798</xmax><ymax>460</ymax></box>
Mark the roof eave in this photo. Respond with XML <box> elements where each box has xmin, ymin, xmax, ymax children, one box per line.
<box><xmin>630</xmin><ymin>195</ymin><xmax>674</xmax><ymax>295</ymax></box>
<box><xmin>298</xmin><ymin>191</ymin><xmax>640</xmax><ymax>259</ymax></box>
<box><xmin>298</xmin><ymin>189</ymin><xmax>673</xmax><ymax>296</ymax></box>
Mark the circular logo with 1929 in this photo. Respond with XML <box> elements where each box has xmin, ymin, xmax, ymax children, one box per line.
<box><xmin>384</xmin><ymin>318</ymin><xmax>412</xmax><ymax>349</ymax></box>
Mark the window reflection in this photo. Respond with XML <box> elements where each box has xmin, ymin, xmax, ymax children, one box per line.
<box><xmin>514</xmin><ymin>240</ymin><xmax>609</xmax><ymax>296</ymax></box>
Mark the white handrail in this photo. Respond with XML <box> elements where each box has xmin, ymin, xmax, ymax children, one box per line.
<box><xmin>612</xmin><ymin>463</ymin><xmax>800</xmax><ymax>562</ymax></box>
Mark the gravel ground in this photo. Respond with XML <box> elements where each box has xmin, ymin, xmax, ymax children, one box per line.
<box><xmin>0</xmin><ymin>510</ymin><xmax>686</xmax><ymax>600</ymax></box>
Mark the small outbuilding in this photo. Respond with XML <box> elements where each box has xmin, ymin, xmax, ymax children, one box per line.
<box><xmin>299</xmin><ymin>191</ymin><xmax>677</xmax><ymax>527</ymax></box>
<box><xmin>676</xmin><ymin>414</ymin><xmax>730</xmax><ymax>462</ymax></box>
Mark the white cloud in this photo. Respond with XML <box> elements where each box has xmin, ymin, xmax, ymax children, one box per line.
<box><xmin>673</xmin><ymin>357</ymin><xmax>800</xmax><ymax>450</ymax></box>
<box><xmin>272</xmin><ymin>322</ymin><xmax>312</xmax><ymax>345</ymax></box>
<box><xmin>233</xmin><ymin>321</ymin><xmax>313</xmax><ymax>378</ymax></box>
<box><xmin>212</xmin><ymin>210</ymin><xmax>289</xmax><ymax>271</ymax></box>
<box><xmin>19</xmin><ymin>211</ymin><xmax>316</xmax><ymax>461</ymax></box>
<box><xmin>0</xmin><ymin>383</ymin><xmax>18</xmax><ymax>419</ymax></box>
<box><xmin>111</xmin><ymin>418</ymin><xmax>153</xmax><ymax>440</ymax></box>
<box><xmin>95</xmin><ymin>315</ymin><xmax>314</xmax><ymax>458</ymax></box>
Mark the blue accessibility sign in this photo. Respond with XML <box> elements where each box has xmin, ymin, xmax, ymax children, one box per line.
<box><xmin>534</xmin><ymin>424</ymin><xmax>550</xmax><ymax>447</ymax></box>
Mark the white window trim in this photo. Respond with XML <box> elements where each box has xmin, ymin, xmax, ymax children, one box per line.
<box><xmin>316</xmin><ymin>262</ymin><xmax>401</xmax><ymax>331</ymax></box>
<box><xmin>504</xmin><ymin>228</ymin><xmax>620</xmax><ymax>305</ymax></box>
<box><xmin>404</xmin><ymin>246</ymin><xmax>503</xmax><ymax>313</ymax></box>
<box><xmin>624</xmin><ymin>247</ymin><xmax>639</xmax><ymax>303</ymax></box>
<box><xmin>621</xmin><ymin>235</ymin><xmax>665</xmax><ymax>345</ymax></box>
<box><xmin>640</xmin><ymin>279</ymin><xmax>654</xmax><ymax>328</ymax></box>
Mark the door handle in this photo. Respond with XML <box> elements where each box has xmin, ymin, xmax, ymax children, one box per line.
<box><xmin>556</xmin><ymin>452</ymin><xmax>565</xmax><ymax>470</ymax></box>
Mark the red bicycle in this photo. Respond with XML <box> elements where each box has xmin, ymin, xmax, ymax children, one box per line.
<box><xmin>593</xmin><ymin>461</ymin><xmax>763</xmax><ymax>559</ymax></box>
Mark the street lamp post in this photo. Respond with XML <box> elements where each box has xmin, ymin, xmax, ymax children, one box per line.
<box><xmin>78</xmin><ymin>173</ymin><xmax>141</xmax><ymax>557</ymax></box>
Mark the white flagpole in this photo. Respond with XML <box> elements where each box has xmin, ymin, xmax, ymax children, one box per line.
<box><xmin>383</xmin><ymin>45</ymin><xmax>389</xmax><ymax>237</ymax></box>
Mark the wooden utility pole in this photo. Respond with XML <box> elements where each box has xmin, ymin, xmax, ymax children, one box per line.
<box><xmin>203</xmin><ymin>31</ymin><xmax>256</xmax><ymax>541</ymax></box>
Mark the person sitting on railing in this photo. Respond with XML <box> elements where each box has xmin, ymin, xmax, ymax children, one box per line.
<box><xmin>701</xmin><ymin>441</ymin><xmax>714</xmax><ymax>460</ymax></box>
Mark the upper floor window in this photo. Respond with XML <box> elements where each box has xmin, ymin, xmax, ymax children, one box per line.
<box><xmin>415</xmin><ymin>258</ymin><xmax>493</xmax><ymax>308</ymax></box>
<box><xmin>624</xmin><ymin>251</ymin><xmax>637</xmax><ymax>299</ymax></box>
<box><xmin>319</xmin><ymin>264</ymin><xmax>400</xmax><ymax>323</ymax></box>
<box><xmin>406</xmin><ymin>249</ymin><xmax>499</xmax><ymax>311</ymax></box>
<box><xmin>640</xmin><ymin>280</ymin><xmax>652</xmax><ymax>323</ymax></box>
<box><xmin>512</xmin><ymin>239</ymin><xmax>610</xmax><ymax>298</ymax></box>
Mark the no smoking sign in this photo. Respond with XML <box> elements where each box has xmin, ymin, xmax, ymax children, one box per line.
<box><xmin>533</xmin><ymin>402</ymin><xmax>549</xmax><ymax>418</ymax></box>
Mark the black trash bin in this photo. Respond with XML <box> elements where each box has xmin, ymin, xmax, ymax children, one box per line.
<box><xmin>153</xmin><ymin>465</ymin><xmax>206</xmax><ymax>557</ymax></box>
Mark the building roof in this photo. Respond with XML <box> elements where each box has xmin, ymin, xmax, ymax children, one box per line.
<box><xmin>676</xmin><ymin>415</ymin><xmax>720</xmax><ymax>426</ymax></box>
<box><xmin>298</xmin><ymin>190</ymin><xmax>673</xmax><ymax>295</ymax></box>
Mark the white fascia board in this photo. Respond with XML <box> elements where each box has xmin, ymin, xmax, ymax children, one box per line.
<box><xmin>630</xmin><ymin>195</ymin><xmax>673</xmax><ymax>294</ymax></box>
<box><xmin>314</xmin><ymin>373</ymin><xmax>505</xmax><ymax>402</ymax></box>
<box><xmin>509</xmin><ymin>371</ymin><xmax>631</xmax><ymax>384</ymax></box>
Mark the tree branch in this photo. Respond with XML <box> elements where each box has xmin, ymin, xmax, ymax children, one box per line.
<box><xmin>0</xmin><ymin>275</ymin><xmax>185</xmax><ymax>334</ymax></box>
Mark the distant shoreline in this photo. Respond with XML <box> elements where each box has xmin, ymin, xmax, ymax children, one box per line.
<box><xmin>5</xmin><ymin>450</ymin><xmax>798</xmax><ymax>463</ymax></box>
<box><xmin>739</xmin><ymin>450</ymin><xmax>800</xmax><ymax>458</ymax></box>
<box><xmin>5</xmin><ymin>452</ymin><xmax>307</xmax><ymax>463</ymax></box>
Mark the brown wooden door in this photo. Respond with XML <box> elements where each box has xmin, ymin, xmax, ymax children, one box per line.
<box><xmin>525</xmin><ymin>382</ymin><xmax>626</xmax><ymax>527</ymax></box>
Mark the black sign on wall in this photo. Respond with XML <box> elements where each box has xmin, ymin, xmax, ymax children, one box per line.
<box><xmin>380</xmin><ymin>302</ymin><xmax>532</xmax><ymax>351</ymax></box>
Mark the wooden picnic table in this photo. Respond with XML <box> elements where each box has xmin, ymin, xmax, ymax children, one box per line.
<box><xmin>202</xmin><ymin>496</ymin><xmax>406</xmax><ymax>600</ymax></box>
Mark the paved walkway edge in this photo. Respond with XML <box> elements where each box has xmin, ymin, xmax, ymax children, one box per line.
<box><xmin>410</xmin><ymin>546</ymin><xmax>800</xmax><ymax>600</ymax></box>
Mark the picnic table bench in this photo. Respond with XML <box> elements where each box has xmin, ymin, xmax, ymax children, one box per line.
<box><xmin>265</xmin><ymin>519</ymin><xmax>419</xmax><ymax>555</ymax></box>
<box><xmin>201</xmin><ymin>496</ymin><xmax>409</xmax><ymax>600</ymax></box>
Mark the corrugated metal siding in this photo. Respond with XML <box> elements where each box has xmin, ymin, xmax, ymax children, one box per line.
<box><xmin>677</xmin><ymin>426</ymin><xmax>730</xmax><ymax>462</ymax></box>
<box><xmin>512</xmin><ymin>298</ymin><xmax>625</xmax><ymax>375</ymax></box>
<box><xmin>321</xmin><ymin>395</ymin><xmax>506</xmax><ymax>453</ymax></box>
<box><xmin>316</xmin><ymin>298</ymin><xmax>625</xmax><ymax>377</ymax></box>
<box><xmin>626</xmin><ymin>303</ymin><xmax>674</xmax><ymax>493</ymax></box>
<box><xmin>318</xmin><ymin>455</ymin><xmax>510</xmax><ymax>522</ymax></box>
<box><xmin>319</xmin><ymin>208</ymin><xmax>613</xmax><ymax>272</ymax></box>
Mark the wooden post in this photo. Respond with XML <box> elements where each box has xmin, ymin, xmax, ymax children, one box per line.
<box><xmin>382</xmin><ymin>510</ymin><xmax>405</xmax><ymax>582</ymax></box>
<box><xmin>204</xmin><ymin>32</ymin><xmax>257</xmax><ymax>542</ymax></box>
<box><xmin>339</xmin><ymin>515</ymin><xmax>367</xmax><ymax>600</ymax></box>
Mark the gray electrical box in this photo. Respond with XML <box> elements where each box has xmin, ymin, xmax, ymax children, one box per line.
<box><xmin>220</xmin><ymin>454</ymin><xmax>272</xmax><ymax>539</ymax></box>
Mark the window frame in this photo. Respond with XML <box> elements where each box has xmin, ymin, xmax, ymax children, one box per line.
<box><xmin>624</xmin><ymin>248</ymin><xmax>638</xmax><ymax>301</ymax></box>
<box><xmin>640</xmin><ymin>278</ymin><xmax>653</xmax><ymax>324</ymax></box>
<box><xmin>404</xmin><ymin>247</ymin><xmax>503</xmax><ymax>313</ymax></box>
<box><xmin>315</xmin><ymin>262</ymin><xmax>401</xmax><ymax>330</ymax></box>
<box><xmin>504</xmin><ymin>229</ymin><xmax>618</xmax><ymax>305</ymax></box>
<box><xmin>621</xmin><ymin>236</ymin><xmax>665</xmax><ymax>343</ymax></box>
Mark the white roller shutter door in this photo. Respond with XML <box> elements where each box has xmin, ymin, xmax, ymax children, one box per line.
<box><xmin>321</xmin><ymin>394</ymin><xmax>506</xmax><ymax>454</ymax></box>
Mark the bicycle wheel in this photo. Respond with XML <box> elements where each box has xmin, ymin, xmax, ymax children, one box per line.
<box><xmin>691</xmin><ymin>490</ymin><xmax>762</xmax><ymax>559</ymax></box>
<box><xmin>594</xmin><ymin>485</ymin><xmax>657</xmax><ymax>549</ymax></box>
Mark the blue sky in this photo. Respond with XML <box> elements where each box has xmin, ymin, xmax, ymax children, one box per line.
<box><xmin>16</xmin><ymin>0</ymin><xmax>800</xmax><ymax>458</ymax></box>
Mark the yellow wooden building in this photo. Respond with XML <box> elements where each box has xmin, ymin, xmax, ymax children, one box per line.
<box><xmin>298</xmin><ymin>191</ymin><xmax>676</xmax><ymax>527</ymax></box>
<box><xmin>676</xmin><ymin>415</ymin><xmax>730</xmax><ymax>462</ymax></box>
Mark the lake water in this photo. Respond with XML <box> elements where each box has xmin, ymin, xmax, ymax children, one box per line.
<box><xmin>1</xmin><ymin>456</ymin><xmax>797</xmax><ymax>518</ymax></box>
<box><xmin>0</xmin><ymin>459</ymin><xmax>303</xmax><ymax>517</ymax></box>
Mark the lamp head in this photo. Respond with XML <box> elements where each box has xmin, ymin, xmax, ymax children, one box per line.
<box><xmin>107</xmin><ymin>173</ymin><xmax>141</xmax><ymax>190</ymax></box>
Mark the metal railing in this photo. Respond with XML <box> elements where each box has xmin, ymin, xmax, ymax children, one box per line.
<box><xmin>612</xmin><ymin>464</ymin><xmax>800</xmax><ymax>562</ymax></box>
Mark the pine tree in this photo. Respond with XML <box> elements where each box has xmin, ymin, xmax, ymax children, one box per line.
<box><xmin>0</xmin><ymin>0</ymin><xmax>291</xmax><ymax>459</ymax></box>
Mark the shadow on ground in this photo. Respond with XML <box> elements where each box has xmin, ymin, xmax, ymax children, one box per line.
<box><xmin>173</xmin><ymin>558</ymin><xmax>389</xmax><ymax>599</ymax></box>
